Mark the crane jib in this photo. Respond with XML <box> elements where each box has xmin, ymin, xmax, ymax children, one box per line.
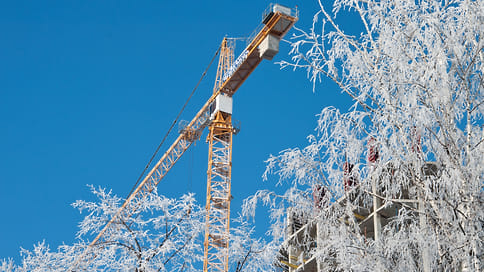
<box><xmin>222</xmin><ymin>49</ymin><xmax>248</xmax><ymax>83</ymax></box>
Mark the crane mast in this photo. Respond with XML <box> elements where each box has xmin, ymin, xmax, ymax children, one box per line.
<box><xmin>203</xmin><ymin>4</ymin><xmax>298</xmax><ymax>269</ymax></box>
<box><xmin>203</xmin><ymin>38</ymin><xmax>235</xmax><ymax>272</ymax></box>
<box><xmin>70</xmin><ymin>4</ymin><xmax>297</xmax><ymax>271</ymax></box>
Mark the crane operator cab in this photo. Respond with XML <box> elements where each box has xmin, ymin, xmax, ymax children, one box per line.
<box><xmin>209</xmin><ymin>93</ymin><xmax>233</xmax><ymax>120</ymax></box>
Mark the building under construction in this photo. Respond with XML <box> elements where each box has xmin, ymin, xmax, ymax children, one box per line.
<box><xmin>276</xmin><ymin>151</ymin><xmax>441</xmax><ymax>272</ymax></box>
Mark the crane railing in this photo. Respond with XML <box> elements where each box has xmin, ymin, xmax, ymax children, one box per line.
<box><xmin>221</xmin><ymin>6</ymin><xmax>298</xmax><ymax>96</ymax></box>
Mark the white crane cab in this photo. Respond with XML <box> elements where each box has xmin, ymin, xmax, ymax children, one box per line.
<box><xmin>209</xmin><ymin>93</ymin><xmax>233</xmax><ymax>120</ymax></box>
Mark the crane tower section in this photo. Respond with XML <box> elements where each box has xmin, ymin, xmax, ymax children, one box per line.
<box><xmin>203</xmin><ymin>38</ymin><xmax>235</xmax><ymax>272</ymax></box>
<box><xmin>204</xmin><ymin>5</ymin><xmax>298</xmax><ymax>272</ymax></box>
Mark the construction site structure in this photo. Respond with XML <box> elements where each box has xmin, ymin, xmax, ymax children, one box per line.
<box><xmin>277</xmin><ymin>158</ymin><xmax>441</xmax><ymax>272</ymax></box>
<box><xmin>70</xmin><ymin>4</ymin><xmax>298</xmax><ymax>272</ymax></box>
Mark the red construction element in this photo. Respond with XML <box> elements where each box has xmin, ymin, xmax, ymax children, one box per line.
<box><xmin>343</xmin><ymin>162</ymin><xmax>358</xmax><ymax>191</ymax></box>
<box><xmin>367</xmin><ymin>137</ymin><xmax>379</xmax><ymax>163</ymax></box>
<box><xmin>313</xmin><ymin>185</ymin><xmax>327</xmax><ymax>210</ymax></box>
<box><xmin>411</xmin><ymin>126</ymin><xmax>422</xmax><ymax>153</ymax></box>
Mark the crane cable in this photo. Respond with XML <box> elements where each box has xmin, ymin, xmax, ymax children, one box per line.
<box><xmin>70</xmin><ymin>44</ymin><xmax>222</xmax><ymax>271</ymax></box>
<box><xmin>124</xmin><ymin>44</ymin><xmax>221</xmax><ymax>200</ymax></box>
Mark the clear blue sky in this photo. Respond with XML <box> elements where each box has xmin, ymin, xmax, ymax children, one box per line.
<box><xmin>0</xmin><ymin>0</ymin><xmax>357</xmax><ymax>261</ymax></box>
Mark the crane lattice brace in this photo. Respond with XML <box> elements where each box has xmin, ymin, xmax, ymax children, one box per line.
<box><xmin>70</xmin><ymin>4</ymin><xmax>297</xmax><ymax>272</ymax></box>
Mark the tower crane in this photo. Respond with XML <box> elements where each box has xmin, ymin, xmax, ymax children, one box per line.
<box><xmin>71</xmin><ymin>4</ymin><xmax>297</xmax><ymax>272</ymax></box>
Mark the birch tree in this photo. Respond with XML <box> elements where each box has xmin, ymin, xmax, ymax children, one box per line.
<box><xmin>245</xmin><ymin>0</ymin><xmax>484</xmax><ymax>271</ymax></box>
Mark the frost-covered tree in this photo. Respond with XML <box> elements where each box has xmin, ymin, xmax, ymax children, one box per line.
<box><xmin>2</xmin><ymin>186</ymin><xmax>205</xmax><ymax>272</ymax></box>
<box><xmin>71</xmin><ymin>186</ymin><xmax>205</xmax><ymax>271</ymax></box>
<box><xmin>244</xmin><ymin>0</ymin><xmax>484</xmax><ymax>271</ymax></box>
<box><xmin>229</xmin><ymin>216</ymin><xmax>281</xmax><ymax>272</ymax></box>
<box><xmin>2</xmin><ymin>186</ymin><xmax>264</xmax><ymax>272</ymax></box>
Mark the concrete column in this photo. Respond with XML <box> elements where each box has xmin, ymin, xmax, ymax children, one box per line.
<box><xmin>419</xmin><ymin>197</ymin><xmax>431</xmax><ymax>272</ymax></box>
<box><xmin>372</xmin><ymin>176</ymin><xmax>382</xmax><ymax>241</ymax></box>
<box><xmin>288</xmin><ymin>246</ymin><xmax>300</xmax><ymax>272</ymax></box>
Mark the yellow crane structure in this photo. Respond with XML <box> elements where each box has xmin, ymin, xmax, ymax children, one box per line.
<box><xmin>71</xmin><ymin>4</ymin><xmax>297</xmax><ymax>272</ymax></box>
